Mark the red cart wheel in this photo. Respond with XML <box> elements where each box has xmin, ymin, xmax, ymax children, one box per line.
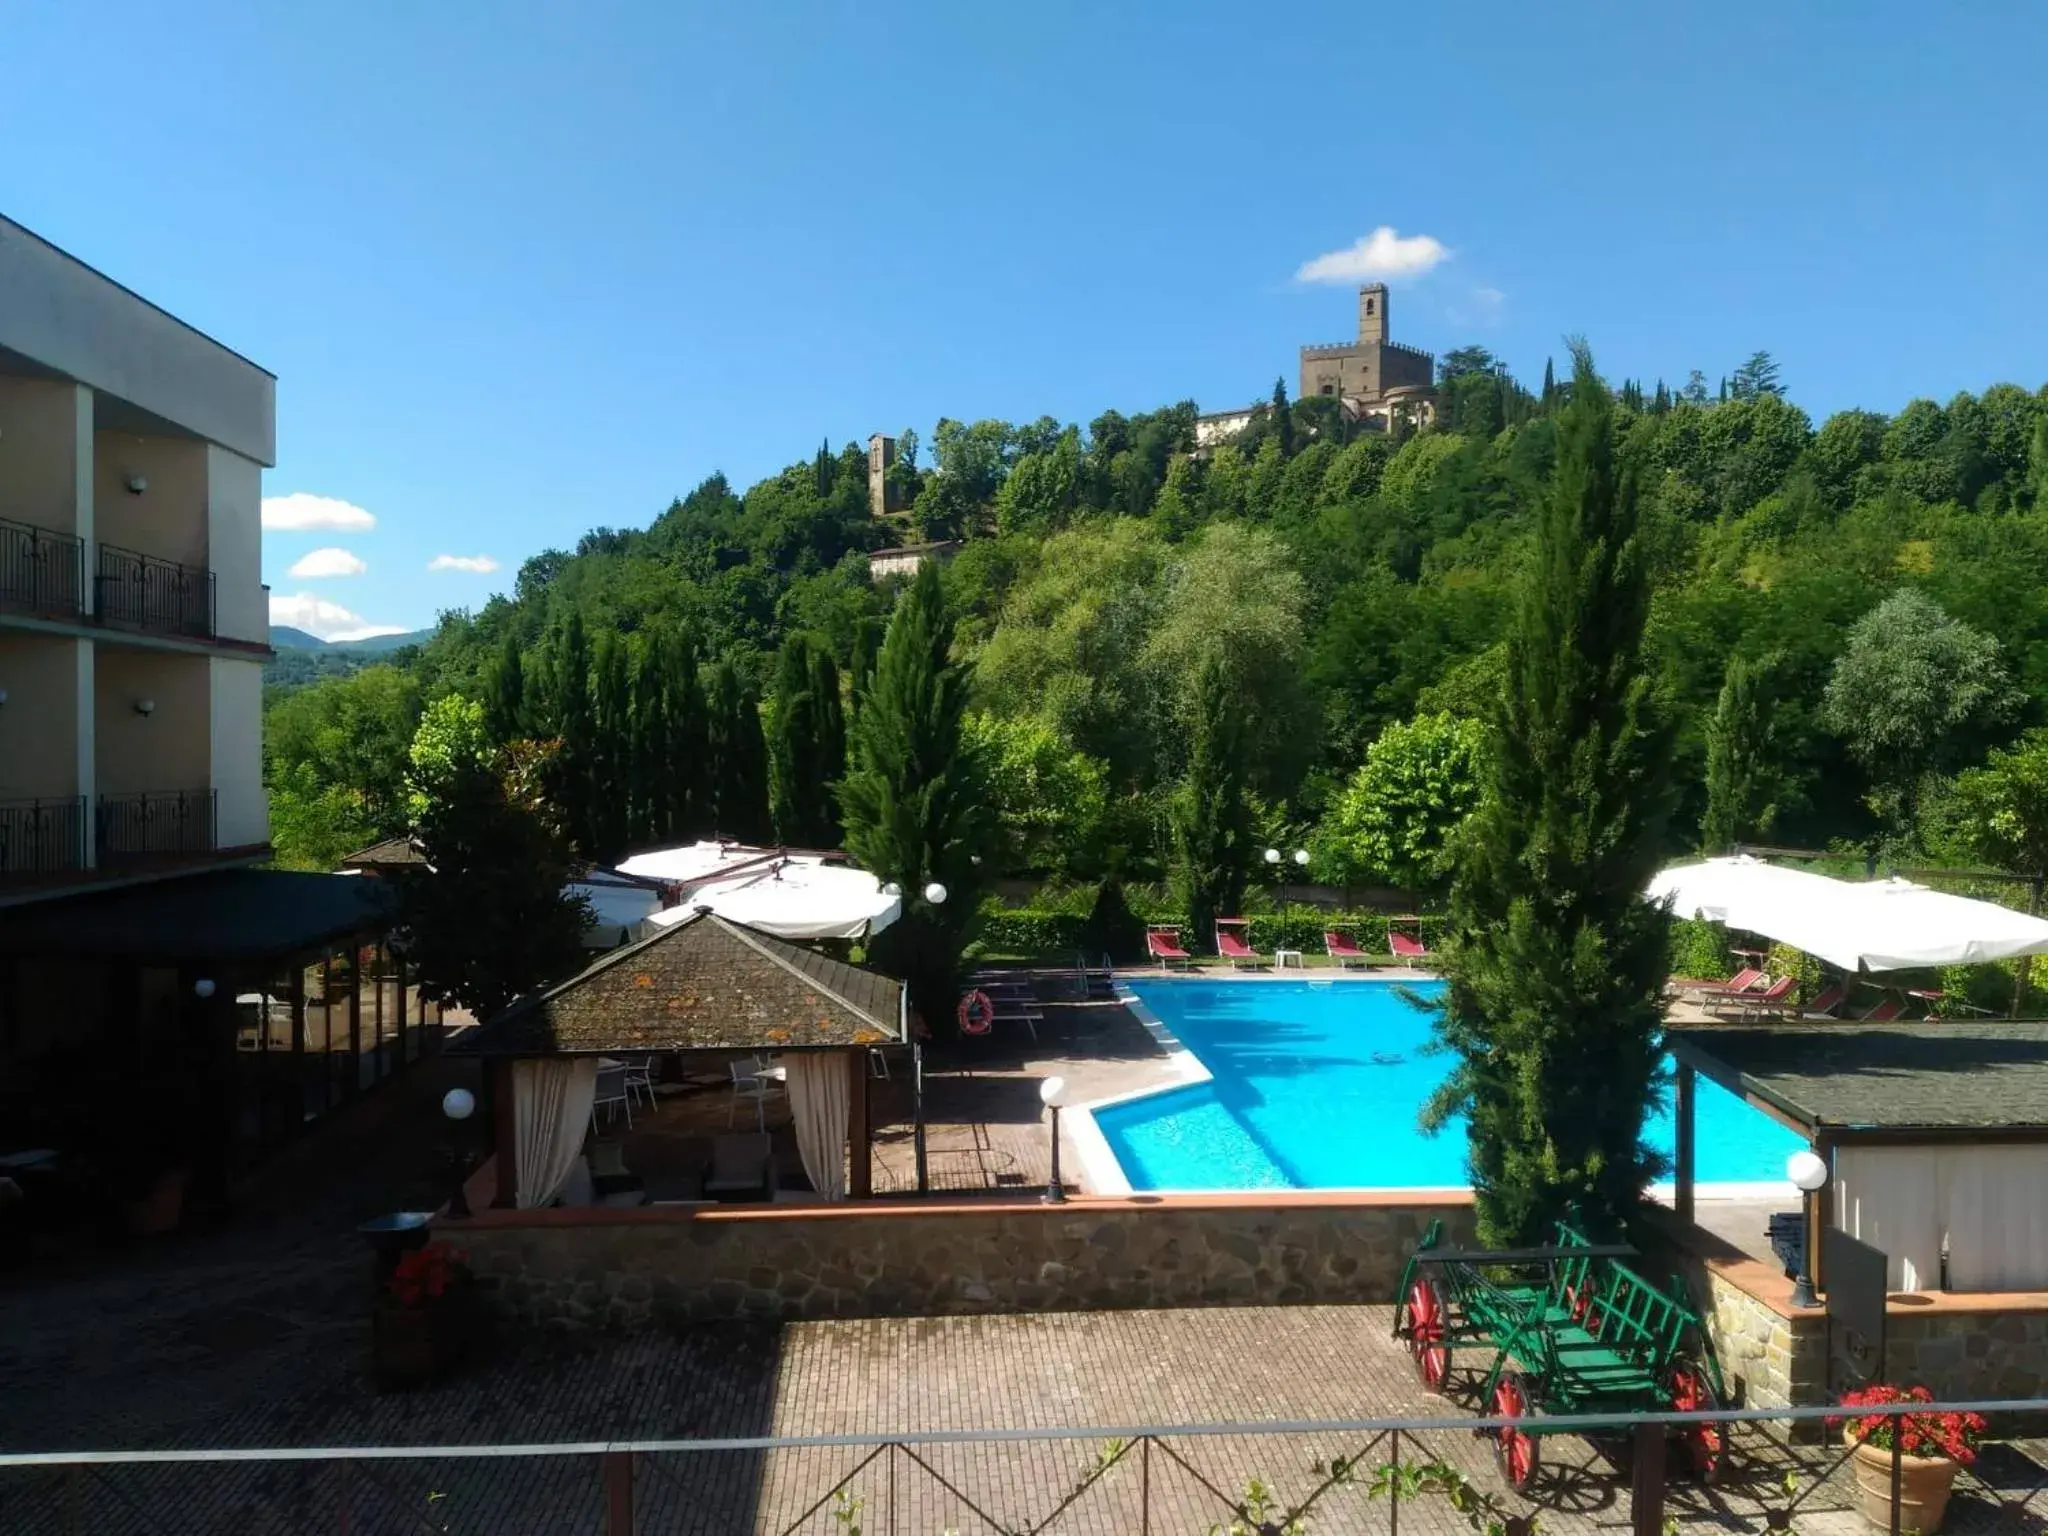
<box><xmin>1401</xmin><ymin>1276</ymin><xmax>1453</xmax><ymax>1393</ymax></box>
<box><xmin>1491</xmin><ymin>1372</ymin><xmax>1541</xmax><ymax>1491</ymax></box>
<box><xmin>1666</xmin><ymin>1361</ymin><xmax>1726</xmax><ymax>1485</ymax></box>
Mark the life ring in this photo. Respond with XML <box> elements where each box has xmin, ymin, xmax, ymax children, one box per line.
<box><xmin>957</xmin><ymin>989</ymin><xmax>995</xmax><ymax>1036</ymax></box>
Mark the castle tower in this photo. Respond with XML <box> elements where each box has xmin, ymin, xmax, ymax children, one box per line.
<box><xmin>867</xmin><ymin>432</ymin><xmax>898</xmax><ymax>518</ymax></box>
<box><xmin>1357</xmin><ymin>283</ymin><xmax>1388</xmax><ymax>346</ymax></box>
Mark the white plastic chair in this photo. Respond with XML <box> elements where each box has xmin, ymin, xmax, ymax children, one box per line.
<box><xmin>590</xmin><ymin>1062</ymin><xmax>633</xmax><ymax>1130</ymax></box>
<box><xmin>728</xmin><ymin>1057</ymin><xmax>777</xmax><ymax>1129</ymax></box>
<box><xmin>623</xmin><ymin>1053</ymin><xmax>658</xmax><ymax>1109</ymax></box>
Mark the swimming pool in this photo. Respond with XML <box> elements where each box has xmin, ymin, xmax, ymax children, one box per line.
<box><xmin>1087</xmin><ymin>978</ymin><xmax>1800</xmax><ymax>1191</ymax></box>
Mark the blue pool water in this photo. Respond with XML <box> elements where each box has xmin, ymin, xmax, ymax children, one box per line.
<box><xmin>1093</xmin><ymin>979</ymin><xmax>1800</xmax><ymax>1191</ymax></box>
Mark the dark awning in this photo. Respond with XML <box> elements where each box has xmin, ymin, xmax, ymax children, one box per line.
<box><xmin>1668</xmin><ymin>1021</ymin><xmax>2048</xmax><ymax>1135</ymax></box>
<box><xmin>0</xmin><ymin>869</ymin><xmax>398</xmax><ymax>962</ymax></box>
<box><xmin>454</xmin><ymin>909</ymin><xmax>905</xmax><ymax>1057</ymax></box>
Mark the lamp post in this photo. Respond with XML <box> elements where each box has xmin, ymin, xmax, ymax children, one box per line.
<box><xmin>1787</xmin><ymin>1147</ymin><xmax>1828</xmax><ymax>1308</ymax></box>
<box><xmin>1040</xmin><ymin>1075</ymin><xmax>1068</xmax><ymax>1204</ymax></box>
<box><xmin>442</xmin><ymin>1086</ymin><xmax>476</xmax><ymax>1219</ymax></box>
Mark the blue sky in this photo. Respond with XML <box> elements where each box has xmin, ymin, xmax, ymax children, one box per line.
<box><xmin>3</xmin><ymin>2</ymin><xmax>2045</xmax><ymax>638</ymax></box>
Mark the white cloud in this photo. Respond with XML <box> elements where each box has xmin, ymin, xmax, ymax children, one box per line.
<box><xmin>1473</xmin><ymin>285</ymin><xmax>1505</xmax><ymax>309</ymax></box>
<box><xmin>261</xmin><ymin>492</ymin><xmax>376</xmax><ymax>532</ymax></box>
<box><xmin>428</xmin><ymin>554</ymin><xmax>500</xmax><ymax>574</ymax></box>
<box><xmin>286</xmin><ymin>546</ymin><xmax>367</xmax><ymax>579</ymax></box>
<box><xmin>1295</xmin><ymin>226</ymin><xmax>1451</xmax><ymax>285</ymax></box>
<box><xmin>268</xmin><ymin>591</ymin><xmax>405</xmax><ymax>643</ymax></box>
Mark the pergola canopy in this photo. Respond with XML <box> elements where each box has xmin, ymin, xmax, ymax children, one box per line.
<box><xmin>1649</xmin><ymin>855</ymin><xmax>2048</xmax><ymax>972</ymax></box>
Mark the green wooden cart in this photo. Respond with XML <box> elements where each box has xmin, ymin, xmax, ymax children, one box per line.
<box><xmin>1393</xmin><ymin>1219</ymin><xmax>1727</xmax><ymax>1491</ymax></box>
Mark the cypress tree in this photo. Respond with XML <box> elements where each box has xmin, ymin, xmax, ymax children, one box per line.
<box><xmin>837</xmin><ymin>561</ymin><xmax>990</xmax><ymax>1026</ymax></box>
<box><xmin>848</xmin><ymin>616</ymin><xmax>884</xmax><ymax>712</ymax></box>
<box><xmin>1701</xmin><ymin>653</ymin><xmax>1777</xmax><ymax>853</ymax></box>
<box><xmin>1271</xmin><ymin>377</ymin><xmax>1294</xmax><ymax>460</ymax></box>
<box><xmin>811</xmin><ymin>643</ymin><xmax>846</xmax><ymax>818</ymax></box>
<box><xmin>1541</xmin><ymin>356</ymin><xmax>1556</xmax><ymax>408</ymax></box>
<box><xmin>704</xmin><ymin>658</ymin><xmax>771</xmax><ymax>843</ymax></box>
<box><xmin>628</xmin><ymin>642</ymin><xmax>669</xmax><ymax>849</ymax></box>
<box><xmin>1424</xmin><ymin>344</ymin><xmax>1674</xmax><ymax>1244</ymax></box>
<box><xmin>1651</xmin><ymin>379</ymin><xmax>1670</xmax><ymax>416</ymax></box>
<box><xmin>661</xmin><ymin>632</ymin><xmax>706</xmax><ymax>840</ymax></box>
<box><xmin>1170</xmin><ymin>656</ymin><xmax>1252</xmax><ymax>956</ymax></box>
<box><xmin>768</xmin><ymin>632</ymin><xmax>845</xmax><ymax>847</ymax></box>
<box><xmin>589</xmin><ymin>632</ymin><xmax>632</xmax><ymax>861</ymax></box>
<box><xmin>483</xmin><ymin>633</ymin><xmax>526</xmax><ymax>745</ymax></box>
<box><xmin>550</xmin><ymin>612</ymin><xmax>596</xmax><ymax>856</ymax></box>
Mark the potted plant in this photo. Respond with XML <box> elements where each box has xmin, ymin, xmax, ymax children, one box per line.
<box><xmin>1835</xmin><ymin>1384</ymin><xmax>1987</xmax><ymax>1534</ymax></box>
<box><xmin>371</xmin><ymin>1242</ymin><xmax>473</xmax><ymax>1389</ymax></box>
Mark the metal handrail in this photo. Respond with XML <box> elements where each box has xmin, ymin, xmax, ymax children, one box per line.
<box><xmin>0</xmin><ymin>794</ymin><xmax>87</xmax><ymax>876</ymax></box>
<box><xmin>95</xmin><ymin>787</ymin><xmax>217</xmax><ymax>859</ymax></box>
<box><xmin>94</xmin><ymin>540</ymin><xmax>215</xmax><ymax>639</ymax></box>
<box><xmin>3</xmin><ymin>1393</ymin><xmax>2042</xmax><ymax>1463</ymax></box>
<box><xmin>0</xmin><ymin>515</ymin><xmax>85</xmax><ymax>617</ymax></box>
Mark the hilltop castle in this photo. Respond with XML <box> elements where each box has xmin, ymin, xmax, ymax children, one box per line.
<box><xmin>1196</xmin><ymin>282</ymin><xmax>1437</xmax><ymax>448</ymax></box>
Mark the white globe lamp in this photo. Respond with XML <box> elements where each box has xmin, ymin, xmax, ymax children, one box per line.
<box><xmin>923</xmin><ymin>881</ymin><xmax>948</xmax><ymax>905</ymax></box>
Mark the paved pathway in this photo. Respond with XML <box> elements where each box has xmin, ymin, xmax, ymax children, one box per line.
<box><xmin>10</xmin><ymin>1275</ymin><xmax>2048</xmax><ymax>1535</ymax></box>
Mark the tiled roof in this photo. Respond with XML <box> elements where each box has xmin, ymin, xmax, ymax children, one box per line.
<box><xmin>1668</xmin><ymin>1021</ymin><xmax>2048</xmax><ymax>1133</ymax></box>
<box><xmin>454</xmin><ymin>910</ymin><xmax>905</xmax><ymax>1056</ymax></box>
<box><xmin>0</xmin><ymin>869</ymin><xmax>397</xmax><ymax>960</ymax></box>
<box><xmin>338</xmin><ymin>835</ymin><xmax>427</xmax><ymax>869</ymax></box>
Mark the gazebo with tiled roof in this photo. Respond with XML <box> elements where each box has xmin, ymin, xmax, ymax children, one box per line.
<box><xmin>454</xmin><ymin>909</ymin><xmax>907</xmax><ymax>1203</ymax></box>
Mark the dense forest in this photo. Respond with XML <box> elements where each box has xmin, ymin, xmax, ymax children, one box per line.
<box><xmin>264</xmin><ymin>348</ymin><xmax>2048</xmax><ymax>911</ymax></box>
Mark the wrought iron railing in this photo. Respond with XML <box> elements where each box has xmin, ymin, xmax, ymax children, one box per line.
<box><xmin>0</xmin><ymin>516</ymin><xmax>85</xmax><ymax>618</ymax></box>
<box><xmin>0</xmin><ymin>796</ymin><xmax>87</xmax><ymax>879</ymax></box>
<box><xmin>94</xmin><ymin>541</ymin><xmax>214</xmax><ymax>639</ymax></box>
<box><xmin>96</xmin><ymin>788</ymin><xmax>216</xmax><ymax>863</ymax></box>
<box><xmin>2</xmin><ymin>1396</ymin><xmax>2045</xmax><ymax>1536</ymax></box>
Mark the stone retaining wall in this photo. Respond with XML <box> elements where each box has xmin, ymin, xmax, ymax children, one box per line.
<box><xmin>1646</xmin><ymin>1210</ymin><xmax>2048</xmax><ymax>1407</ymax></box>
<box><xmin>451</xmin><ymin>1193</ymin><xmax>1475</xmax><ymax>1332</ymax></box>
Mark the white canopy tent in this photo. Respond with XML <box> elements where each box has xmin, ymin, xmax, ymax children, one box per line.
<box><xmin>1649</xmin><ymin>855</ymin><xmax>2048</xmax><ymax>973</ymax></box>
<box><xmin>646</xmin><ymin>858</ymin><xmax>901</xmax><ymax>942</ymax></box>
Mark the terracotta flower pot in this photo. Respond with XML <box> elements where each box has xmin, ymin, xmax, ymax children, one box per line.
<box><xmin>371</xmin><ymin>1298</ymin><xmax>469</xmax><ymax>1390</ymax></box>
<box><xmin>1847</xmin><ymin>1434</ymin><xmax>1961</xmax><ymax>1534</ymax></box>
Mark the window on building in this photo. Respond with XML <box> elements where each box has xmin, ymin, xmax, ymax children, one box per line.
<box><xmin>1321</xmin><ymin>384</ymin><xmax>1335</xmax><ymax>396</ymax></box>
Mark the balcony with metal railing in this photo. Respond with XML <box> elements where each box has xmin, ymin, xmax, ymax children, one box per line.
<box><xmin>95</xmin><ymin>787</ymin><xmax>217</xmax><ymax>865</ymax></box>
<box><xmin>0</xmin><ymin>516</ymin><xmax>85</xmax><ymax>619</ymax></box>
<box><xmin>94</xmin><ymin>542</ymin><xmax>215</xmax><ymax>640</ymax></box>
<box><xmin>0</xmin><ymin>795</ymin><xmax>87</xmax><ymax>882</ymax></box>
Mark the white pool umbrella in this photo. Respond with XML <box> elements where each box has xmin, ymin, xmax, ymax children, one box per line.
<box><xmin>646</xmin><ymin>859</ymin><xmax>900</xmax><ymax>941</ymax></box>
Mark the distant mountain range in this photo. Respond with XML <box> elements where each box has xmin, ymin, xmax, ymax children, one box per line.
<box><xmin>272</xmin><ymin>626</ymin><xmax>432</xmax><ymax>652</ymax></box>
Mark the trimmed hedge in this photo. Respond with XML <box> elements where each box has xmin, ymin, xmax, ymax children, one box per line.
<box><xmin>972</xmin><ymin>902</ymin><xmax>1446</xmax><ymax>960</ymax></box>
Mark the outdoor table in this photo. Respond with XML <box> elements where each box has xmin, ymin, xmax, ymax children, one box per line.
<box><xmin>1273</xmin><ymin>949</ymin><xmax>1304</xmax><ymax>969</ymax></box>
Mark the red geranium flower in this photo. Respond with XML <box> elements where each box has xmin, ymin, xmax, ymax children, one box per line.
<box><xmin>1830</xmin><ymin>1384</ymin><xmax>1987</xmax><ymax>1466</ymax></box>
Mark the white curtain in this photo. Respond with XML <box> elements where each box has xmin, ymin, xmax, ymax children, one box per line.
<box><xmin>784</xmin><ymin>1051</ymin><xmax>850</xmax><ymax>1201</ymax></box>
<box><xmin>512</xmin><ymin>1058</ymin><xmax>600</xmax><ymax>1209</ymax></box>
<box><xmin>1835</xmin><ymin>1146</ymin><xmax>1941</xmax><ymax>1291</ymax></box>
<box><xmin>1937</xmin><ymin>1145</ymin><xmax>2048</xmax><ymax>1290</ymax></box>
<box><xmin>1835</xmin><ymin>1144</ymin><xmax>2048</xmax><ymax>1292</ymax></box>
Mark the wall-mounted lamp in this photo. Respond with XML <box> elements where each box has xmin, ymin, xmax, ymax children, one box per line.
<box><xmin>133</xmin><ymin>698</ymin><xmax>156</xmax><ymax>718</ymax></box>
<box><xmin>125</xmin><ymin>474</ymin><xmax>148</xmax><ymax>495</ymax></box>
